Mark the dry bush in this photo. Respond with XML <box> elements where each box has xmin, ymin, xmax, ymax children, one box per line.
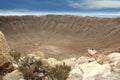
<box><xmin>18</xmin><ymin>57</ymin><xmax>50</xmax><ymax>80</ymax></box>
<box><xmin>48</xmin><ymin>63</ymin><xmax>71</xmax><ymax>80</ymax></box>
<box><xmin>9</xmin><ymin>50</ymin><xmax>71</xmax><ymax>80</ymax></box>
<box><xmin>18</xmin><ymin>56</ymin><xmax>71</xmax><ymax>80</ymax></box>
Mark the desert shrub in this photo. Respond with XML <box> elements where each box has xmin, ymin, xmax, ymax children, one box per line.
<box><xmin>18</xmin><ymin>57</ymin><xmax>50</xmax><ymax>80</ymax></box>
<box><xmin>18</xmin><ymin>56</ymin><xmax>71</xmax><ymax>80</ymax></box>
<box><xmin>10</xmin><ymin>51</ymin><xmax>71</xmax><ymax>80</ymax></box>
<box><xmin>48</xmin><ymin>63</ymin><xmax>71</xmax><ymax>80</ymax></box>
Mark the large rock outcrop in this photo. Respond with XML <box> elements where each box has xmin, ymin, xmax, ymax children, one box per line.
<box><xmin>0</xmin><ymin>31</ymin><xmax>12</xmax><ymax>69</ymax></box>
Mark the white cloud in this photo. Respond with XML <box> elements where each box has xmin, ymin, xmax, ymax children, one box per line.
<box><xmin>68</xmin><ymin>0</ymin><xmax>120</xmax><ymax>9</ymax></box>
<box><xmin>0</xmin><ymin>9</ymin><xmax>120</xmax><ymax>17</ymax></box>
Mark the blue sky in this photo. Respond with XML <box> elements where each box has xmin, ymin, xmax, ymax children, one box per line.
<box><xmin>0</xmin><ymin>0</ymin><xmax>120</xmax><ymax>16</ymax></box>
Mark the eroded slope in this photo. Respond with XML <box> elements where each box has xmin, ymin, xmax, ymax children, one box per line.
<box><xmin>0</xmin><ymin>15</ymin><xmax>120</xmax><ymax>59</ymax></box>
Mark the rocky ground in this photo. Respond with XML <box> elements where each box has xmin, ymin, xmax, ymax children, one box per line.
<box><xmin>2</xmin><ymin>51</ymin><xmax>120</xmax><ymax>80</ymax></box>
<box><xmin>0</xmin><ymin>15</ymin><xmax>120</xmax><ymax>80</ymax></box>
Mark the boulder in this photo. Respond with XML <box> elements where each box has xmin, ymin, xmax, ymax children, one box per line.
<box><xmin>96</xmin><ymin>71</ymin><xmax>120</xmax><ymax>80</ymax></box>
<box><xmin>32</xmin><ymin>51</ymin><xmax>45</xmax><ymax>60</ymax></box>
<box><xmin>96</xmin><ymin>55</ymin><xmax>109</xmax><ymax>64</ymax></box>
<box><xmin>61</xmin><ymin>57</ymin><xmax>77</xmax><ymax>68</ymax></box>
<box><xmin>47</xmin><ymin>58</ymin><xmax>59</xmax><ymax>67</ymax></box>
<box><xmin>87</xmin><ymin>49</ymin><xmax>97</xmax><ymax>55</ymax></box>
<box><xmin>108</xmin><ymin>53</ymin><xmax>120</xmax><ymax>61</ymax></box>
<box><xmin>77</xmin><ymin>56</ymin><xmax>95</xmax><ymax>64</ymax></box>
<box><xmin>0</xmin><ymin>31</ymin><xmax>13</xmax><ymax>69</ymax></box>
<box><xmin>110</xmin><ymin>60</ymin><xmax>120</xmax><ymax>73</ymax></box>
<box><xmin>3</xmin><ymin>70</ymin><xmax>23</xmax><ymax>80</ymax></box>
<box><xmin>69</xmin><ymin>68</ymin><xmax>83</xmax><ymax>77</ymax></box>
<box><xmin>111</xmin><ymin>66</ymin><xmax>120</xmax><ymax>73</ymax></box>
<box><xmin>81</xmin><ymin>61</ymin><xmax>111</xmax><ymax>80</ymax></box>
<box><xmin>26</xmin><ymin>53</ymin><xmax>44</xmax><ymax>62</ymax></box>
<box><xmin>108</xmin><ymin>53</ymin><xmax>120</xmax><ymax>72</ymax></box>
<box><xmin>114</xmin><ymin>61</ymin><xmax>120</xmax><ymax>68</ymax></box>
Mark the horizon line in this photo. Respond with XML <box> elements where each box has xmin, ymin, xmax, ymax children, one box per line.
<box><xmin>0</xmin><ymin>10</ymin><xmax>120</xmax><ymax>17</ymax></box>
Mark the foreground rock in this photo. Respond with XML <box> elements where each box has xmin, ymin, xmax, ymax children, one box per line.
<box><xmin>3</xmin><ymin>70</ymin><xmax>23</xmax><ymax>80</ymax></box>
<box><xmin>0</xmin><ymin>31</ymin><xmax>12</xmax><ymax>70</ymax></box>
<box><xmin>3</xmin><ymin>50</ymin><xmax>120</xmax><ymax>80</ymax></box>
<box><xmin>66</xmin><ymin>51</ymin><xmax>120</xmax><ymax>80</ymax></box>
<box><xmin>25</xmin><ymin>52</ymin><xmax>120</xmax><ymax>80</ymax></box>
<box><xmin>81</xmin><ymin>61</ymin><xmax>111</xmax><ymax>80</ymax></box>
<box><xmin>96</xmin><ymin>71</ymin><xmax>120</xmax><ymax>80</ymax></box>
<box><xmin>108</xmin><ymin>53</ymin><xmax>120</xmax><ymax>73</ymax></box>
<box><xmin>67</xmin><ymin>71</ymin><xmax>120</xmax><ymax>80</ymax></box>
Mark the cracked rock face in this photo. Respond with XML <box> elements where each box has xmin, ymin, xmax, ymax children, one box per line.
<box><xmin>0</xmin><ymin>31</ymin><xmax>12</xmax><ymax>69</ymax></box>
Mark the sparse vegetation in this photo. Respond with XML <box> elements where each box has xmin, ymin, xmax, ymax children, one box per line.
<box><xmin>48</xmin><ymin>63</ymin><xmax>71</xmax><ymax>80</ymax></box>
<box><xmin>9</xmin><ymin>50</ymin><xmax>71</xmax><ymax>80</ymax></box>
<box><xmin>18</xmin><ymin>57</ymin><xmax>48</xmax><ymax>80</ymax></box>
<box><xmin>17</xmin><ymin>55</ymin><xmax>71</xmax><ymax>80</ymax></box>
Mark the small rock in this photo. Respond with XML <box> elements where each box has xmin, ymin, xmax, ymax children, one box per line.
<box><xmin>33</xmin><ymin>51</ymin><xmax>45</xmax><ymax>59</ymax></box>
<box><xmin>69</xmin><ymin>68</ymin><xmax>83</xmax><ymax>77</ymax></box>
<box><xmin>47</xmin><ymin>58</ymin><xmax>58</xmax><ymax>67</ymax></box>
